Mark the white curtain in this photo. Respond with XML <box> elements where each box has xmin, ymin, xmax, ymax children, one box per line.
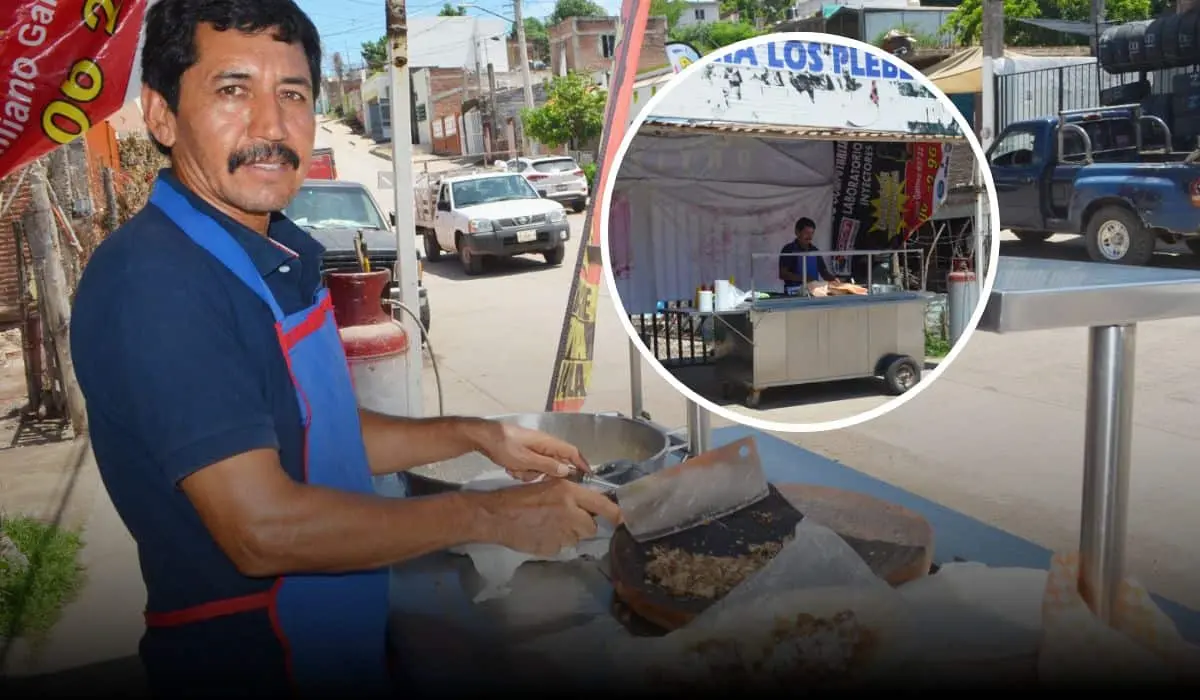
<box><xmin>610</xmin><ymin>133</ymin><xmax>836</xmax><ymax>314</ymax></box>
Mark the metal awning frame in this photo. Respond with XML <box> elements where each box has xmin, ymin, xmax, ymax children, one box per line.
<box><xmin>640</xmin><ymin>117</ymin><xmax>969</xmax><ymax>145</ymax></box>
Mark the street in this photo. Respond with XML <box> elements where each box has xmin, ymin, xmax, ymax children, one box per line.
<box><xmin>327</xmin><ymin>121</ymin><xmax>1200</xmax><ymax>611</ymax></box>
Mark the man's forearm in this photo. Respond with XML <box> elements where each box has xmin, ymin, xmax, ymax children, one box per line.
<box><xmin>359</xmin><ymin>410</ymin><xmax>499</xmax><ymax>475</ymax></box>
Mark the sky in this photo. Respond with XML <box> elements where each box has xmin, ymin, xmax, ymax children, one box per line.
<box><xmin>295</xmin><ymin>0</ymin><xmax>623</xmax><ymax>73</ymax></box>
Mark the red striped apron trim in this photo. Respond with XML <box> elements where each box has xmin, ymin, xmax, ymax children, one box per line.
<box><xmin>144</xmin><ymin>589</ymin><xmax>273</xmax><ymax>627</ymax></box>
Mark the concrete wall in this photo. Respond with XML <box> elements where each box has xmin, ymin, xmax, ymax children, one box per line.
<box><xmin>675</xmin><ymin>1</ymin><xmax>721</xmax><ymax>28</ymax></box>
<box><xmin>410</xmin><ymin>16</ymin><xmax>511</xmax><ymax>73</ymax></box>
<box><xmin>548</xmin><ymin>16</ymin><xmax>669</xmax><ymax>77</ymax></box>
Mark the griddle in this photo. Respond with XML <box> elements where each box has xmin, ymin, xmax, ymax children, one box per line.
<box><xmin>609</xmin><ymin>483</ymin><xmax>934</xmax><ymax>634</ymax></box>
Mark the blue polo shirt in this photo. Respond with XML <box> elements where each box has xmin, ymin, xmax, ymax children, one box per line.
<box><xmin>70</xmin><ymin>170</ymin><xmax>326</xmax><ymax>690</ymax></box>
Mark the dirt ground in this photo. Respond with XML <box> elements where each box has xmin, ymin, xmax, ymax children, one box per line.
<box><xmin>0</xmin><ymin>329</ymin><xmax>97</xmax><ymax>533</ymax></box>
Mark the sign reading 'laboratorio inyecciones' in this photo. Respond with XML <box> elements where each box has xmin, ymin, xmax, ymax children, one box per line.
<box><xmin>651</xmin><ymin>39</ymin><xmax>962</xmax><ymax>138</ymax></box>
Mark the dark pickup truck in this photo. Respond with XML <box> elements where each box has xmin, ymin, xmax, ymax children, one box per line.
<box><xmin>989</xmin><ymin>104</ymin><xmax>1200</xmax><ymax>265</ymax></box>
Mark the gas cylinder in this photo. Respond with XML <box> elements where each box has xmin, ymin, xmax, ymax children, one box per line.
<box><xmin>946</xmin><ymin>258</ymin><xmax>978</xmax><ymax>346</ymax></box>
<box><xmin>326</xmin><ymin>270</ymin><xmax>412</xmax><ymax>497</ymax></box>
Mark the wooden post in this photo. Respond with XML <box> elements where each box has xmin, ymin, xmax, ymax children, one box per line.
<box><xmin>22</xmin><ymin>166</ymin><xmax>87</xmax><ymax>434</ymax></box>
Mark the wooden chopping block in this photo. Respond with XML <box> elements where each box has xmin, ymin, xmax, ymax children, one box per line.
<box><xmin>608</xmin><ymin>483</ymin><xmax>934</xmax><ymax>633</ymax></box>
<box><xmin>774</xmin><ymin>483</ymin><xmax>934</xmax><ymax>586</ymax></box>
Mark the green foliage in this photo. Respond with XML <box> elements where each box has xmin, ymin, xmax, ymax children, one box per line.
<box><xmin>925</xmin><ymin>328</ymin><xmax>951</xmax><ymax>358</ymax></box>
<box><xmin>548</xmin><ymin>0</ymin><xmax>606</xmax><ymax>26</ymax></box>
<box><xmin>439</xmin><ymin>3</ymin><xmax>467</xmax><ymax>16</ymax></box>
<box><xmin>650</xmin><ymin>0</ymin><xmax>691</xmax><ymax>27</ymax></box>
<box><xmin>583</xmin><ymin>161</ymin><xmax>598</xmax><ymax>187</ymax></box>
<box><xmin>521</xmin><ymin>72</ymin><xmax>607</xmax><ymax>149</ymax></box>
<box><xmin>1057</xmin><ymin>0</ymin><xmax>1152</xmax><ymax>23</ymax></box>
<box><xmin>0</xmin><ymin>516</ymin><xmax>86</xmax><ymax>641</ymax></box>
<box><xmin>668</xmin><ymin>20</ymin><xmax>764</xmax><ymax>54</ymax></box>
<box><xmin>511</xmin><ymin>18</ymin><xmax>551</xmax><ymax>63</ymax></box>
<box><xmin>361</xmin><ymin>37</ymin><xmax>388</xmax><ymax>72</ymax></box>
<box><xmin>719</xmin><ymin>0</ymin><xmax>793</xmax><ymax>26</ymax></box>
<box><xmin>942</xmin><ymin>0</ymin><xmax>1041</xmax><ymax>46</ymax></box>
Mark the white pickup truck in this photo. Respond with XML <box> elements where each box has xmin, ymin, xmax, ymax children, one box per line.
<box><xmin>415</xmin><ymin>169</ymin><xmax>571</xmax><ymax>276</ymax></box>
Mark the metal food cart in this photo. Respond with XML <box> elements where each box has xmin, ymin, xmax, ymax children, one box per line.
<box><xmin>704</xmin><ymin>249</ymin><xmax>932</xmax><ymax>408</ymax></box>
<box><xmin>978</xmin><ymin>256</ymin><xmax>1200</xmax><ymax>623</ymax></box>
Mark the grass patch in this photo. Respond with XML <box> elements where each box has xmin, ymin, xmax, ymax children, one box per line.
<box><xmin>925</xmin><ymin>329</ymin><xmax>951</xmax><ymax>359</ymax></box>
<box><xmin>0</xmin><ymin>515</ymin><xmax>86</xmax><ymax>642</ymax></box>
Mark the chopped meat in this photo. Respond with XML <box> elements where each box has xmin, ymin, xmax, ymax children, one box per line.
<box><xmin>643</xmin><ymin>541</ymin><xmax>786</xmax><ymax>599</ymax></box>
<box><xmin>650</xmin><ymin>609</ymin><xmax>874</xmax><ymax>690</ymax></box>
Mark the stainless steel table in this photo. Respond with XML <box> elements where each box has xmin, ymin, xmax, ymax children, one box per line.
<box><xmin>978</xmin><ymin>257</ymin><xmax>1200</xmax><ymax>623</ymax></box>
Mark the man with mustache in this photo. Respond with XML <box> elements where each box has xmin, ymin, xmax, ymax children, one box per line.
<box><xmin>68</xmin><ymin>0</ymin><xmax>620</xmax><ymax>697</ymax></box>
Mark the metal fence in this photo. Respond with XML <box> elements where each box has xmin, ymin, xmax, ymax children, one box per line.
<box><xmin>994</xmin><ymin>62</ymin><xmax>1200</xmax><ymax>132</ymax></box>
<box><xmin>628</xmin><ymin>300</ymin><xmax>714</xmax><ymax>369</ymax></box>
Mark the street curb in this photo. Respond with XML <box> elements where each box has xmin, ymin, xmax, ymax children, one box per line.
<box><xmin>370</xmin><ymin>146</ymin><xmax>392</xmax><ymax>161</ymax></box>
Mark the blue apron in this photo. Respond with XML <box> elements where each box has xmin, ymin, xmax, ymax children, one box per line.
<box><xmin>783</xmin><ymin>254</ymin><xmax>823</xmax><ymax>294</ymax></box>
<box><xmin>143</xmin><ymin>180</ymin><xmax>392</xmax><ymax>697</ymax></box>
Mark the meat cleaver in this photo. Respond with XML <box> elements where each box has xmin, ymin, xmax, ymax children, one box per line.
<box><xmin>606</xmin><ymin>437</ymin><xmax>769</xmax><ymax>544</ymax></box>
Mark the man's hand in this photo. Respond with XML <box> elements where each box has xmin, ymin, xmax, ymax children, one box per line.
<box><xmin>476</xmin><ymin>479</ymin><xmax>623</xmax><ymax>557</ymax></box>
<box><xmin>477</xmin><ymin>423</ymin><xmax>591</xmax><ymax>483</ymax></box>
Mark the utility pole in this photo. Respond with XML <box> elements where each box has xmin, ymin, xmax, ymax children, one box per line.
<box><xmin>473</xmin><ymin>21</ymin><xmax>484</xmax><ymax>99</ymax></box>
<box><xmin>513</xmin><ymin>0</ymin><xmax>538</xmax><ymax>155</ymax></box>
<box><xmin>487</xmin><ymin>62</ymin><xmax>499</xmax><ymax>155</ymax></box>
<box><xmin>23</xmin><ymin>166</ymin><xmax>86</xmax><ymax>434</ymax></box>
<box><xmin>385</xmin><ymin>0</ymin><xmax>423</xmax><ymax>420</ymax></box>
<box><xmin>980</xmin><ymin>0</ymin><xmax>1004</xmax><ymax>151</ymax></box>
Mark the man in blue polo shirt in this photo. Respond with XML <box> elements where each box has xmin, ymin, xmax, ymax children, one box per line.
<box><xmin>69</xmin><ymin>1</ymin><xmax>620</xmax><ymax>697</ymax></box>
<box><xmin>779</xmin><ymin>216</ymin><xmax>838</xmax><ymax>294</ymax></box>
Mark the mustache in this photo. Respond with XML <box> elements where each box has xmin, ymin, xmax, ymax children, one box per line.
<box><xmin>227</xmin><ymin>142</ymin><xmax>301</xmax><ymax>173</ymax></box>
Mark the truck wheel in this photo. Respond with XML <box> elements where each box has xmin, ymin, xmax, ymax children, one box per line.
<box><xmin>882</xmin><ymin>354</ymin><xmax>921</xmax><ymax>396</ymax></box>
<box><xmin>1013</xmin><ymin>230</ymin><xmax>1053</xmax><ymax>244</ymax></box>
<box><xmin>544</xmin><ymin>244</ymin><xmax>566</xmax><ymax>266</ymax></box>
<box><xmin>571</xmin><ymin>199</ymin><xmax>587</xmax><ymax>213</ymax></box>
<box><xmin>1085</xmin><ymin>206</ymin><xmax>1155</xmax><ymax>266</ymax></box>
<box><xmin>423</xmin><ymin>231</ymin><xmax>443</xmax><ymax>262</ymax></box>
<box><xmin>457</xmin><ymin>234</ymin><xmax>484</xmax><ymax>276</ymax></box>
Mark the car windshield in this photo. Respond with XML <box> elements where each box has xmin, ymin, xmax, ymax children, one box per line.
<box><xmin>452</xmin><ymin>175</ymin><xmax>539</xmax><ymax>207</ymax></box>
<box><xmin>531</xmin><ymin>158</ymin><xmax>578</xmax><ymax>174</ymax></box>
<box><xmin>284</xmin><ymin>186</ymin><xmax>387</xmax><ymax>229</ymax></box>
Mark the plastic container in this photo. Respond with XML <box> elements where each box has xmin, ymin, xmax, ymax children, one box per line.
<box><xmin>697</xmin><ymin>289</ymin><xmax>714</xmax><ymax>313</ymax></box>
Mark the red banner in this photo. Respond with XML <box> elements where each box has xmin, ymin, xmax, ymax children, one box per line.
<box><xmin>545</xmin><ymin>0</ymin><xmax>652</xmax><ymax>412</ymax></box>
<box><xmin>903</xmin><ymin>142</ymin><xmax>944</xmax><ymax>232</ymax></box>
<box><xmin>0</xmin><ymin>0</ymin><xmax>149</xmax><ymax>180</ymax></box>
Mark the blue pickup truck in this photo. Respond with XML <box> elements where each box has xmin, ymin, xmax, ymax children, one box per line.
<box><xmin>989</xmin><ymin>105</ymin><xmax>1200</xmax><ymax>265</ymax></box>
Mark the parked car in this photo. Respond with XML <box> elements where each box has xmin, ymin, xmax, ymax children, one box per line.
<box><xmin>989</xmin><ymin>104</ymin><xmax>1200</xmax><ymax>266</ymax></box>
<box><xmin>414</xmin><ymin>169</ymin><xmax>571</xmax><ymax>276</ymax></box>
<box><xmin>284</xmin><ymin>179</ymin><xmax>431</xmax><ymax>333</ymax></box>
<box><xmin>497</xmin><ymin>155</ymin><xmax>589</xmax><ymax>213</ymax></box>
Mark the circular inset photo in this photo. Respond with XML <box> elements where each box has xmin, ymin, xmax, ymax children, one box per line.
<box><xmin>602</xmin><ymin>32</ymin><xmax>1000</xmax><ymax>433</ymax></box>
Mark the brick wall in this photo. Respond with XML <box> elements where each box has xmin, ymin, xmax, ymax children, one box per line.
<box><xmin>0</xmin><ymin>174</ymin><xmax>33</xmax><ymax>326</ymax></box>
<box><xmin>429</xmin><ymin>68</ymin><xmax>466</xmax><ymax>155</ymax></box>
<box><xmin>548</xmin><ymin>17</ymin><xmax>669</xmax><ymax>76</ymax></box>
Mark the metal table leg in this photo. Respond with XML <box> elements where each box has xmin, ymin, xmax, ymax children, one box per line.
<box><xmin>629</xmin><ymin>338</ymin><xmax>645</xmax><ymax>420</ymax></box>
<box><xmin>1079</xmin><ymin>324</ymin><xmax>1137</xmax><ymax>623</ymax></box>
<box><xmin>686</xmin><ymin>400</ymin><xmax>711</xmax><ymax>457</ymax></box>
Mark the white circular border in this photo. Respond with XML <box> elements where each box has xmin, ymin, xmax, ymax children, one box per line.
<box><xmin>600</xmin><ymin>31</ymin><xmax>1002</xmax><ymax>434</ymax></box>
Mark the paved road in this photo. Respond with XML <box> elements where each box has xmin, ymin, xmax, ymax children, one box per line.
<box><xmin>335</xmin><ymin>123</ymin><xmax>1200</xmax><ymax>610</ymax></box>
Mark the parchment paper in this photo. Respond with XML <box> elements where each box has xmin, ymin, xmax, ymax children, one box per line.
<box><xmin>447</xmin><ymin>470</ymin><xmax>614</xmax><ymax>602</ymax></box>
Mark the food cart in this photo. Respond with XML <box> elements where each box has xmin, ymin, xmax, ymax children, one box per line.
<box><xmin>608</xmin><ymin>39</ymin><xmax>986</xmax><ymax>408</ymax></box>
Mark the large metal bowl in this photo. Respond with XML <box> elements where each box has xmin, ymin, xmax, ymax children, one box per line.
<box><xmin>407</xmin><ymin>412</ymin><xmax>673</xmax><ymax>496</ymax></box>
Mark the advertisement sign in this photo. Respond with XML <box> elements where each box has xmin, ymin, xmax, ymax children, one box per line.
<box><xmin>651</xmin><ymin>39</ymin><xmax>962</xmax><ymax>138</ymax></box>
<box><xmin>0</xmin><ymin>0</ymin><xmax>153</xmax><ymax>180</ymax></box>
<box><xmin>829</xmin><ymin>141</ymin><xmax>951</xmax><ymax>274</ymax></box>
<box><xmin>665</xmin><ymin>42</ymin><xmax>701</xmax><ymax>73</ymax></box>
<box><xmin>545</xmin><ymin>0</ymin><xmax>652</xmax><ymax>412</ymax></box>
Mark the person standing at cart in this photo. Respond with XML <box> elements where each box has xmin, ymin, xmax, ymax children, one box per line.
<box><xmin>68</xmin><ymin>1</ymin><xmax>621</xmax><ymax>698</ymax></box>
<box><xmin>779</xmin><ymin>217</ymin><xmax>838</xmax><ymax>294</ymax></box>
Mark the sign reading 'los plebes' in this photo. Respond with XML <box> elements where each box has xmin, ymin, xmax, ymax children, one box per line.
<box><xmin>0</xmin><ymin>0</ymin><xmax>150</xmax><ymax>180</ymax></box>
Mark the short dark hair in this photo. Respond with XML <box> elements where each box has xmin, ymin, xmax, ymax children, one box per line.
<box><xmin>795</xmin><ymin>217</ymin><xmax>816</xmax><ymax>233</ymax></box>
<box><xmin>141</xmin><ymin>0</ymin><xmax>323</xmax><ymax>155</ymax></box>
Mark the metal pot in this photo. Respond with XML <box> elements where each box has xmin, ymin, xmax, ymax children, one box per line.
<box><xmin>407</xmin><ymin>412</ymin><xmax>676</xmax><ymax>496</ymax></box>
<box><xmin>870</xmin><ymin>283</ymin><xmax>902</xmax><ymax>295</ymax></box>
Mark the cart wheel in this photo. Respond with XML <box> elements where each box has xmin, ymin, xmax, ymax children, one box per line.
<box><xmin>883</xmin><ymin>355</ymin><xmax>921</xmax><ymax>396</ymax></box>
<box><xmin>744</xmin><ymin>390</ymin><xmax>762</xmax><ymax>409</ymax></box>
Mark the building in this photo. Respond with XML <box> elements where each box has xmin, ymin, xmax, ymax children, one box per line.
<box><xmin>410</xmin><ymin>16</ymin><xmax>511</xmax><ymax>73</ymax></box>
<box><xmin>411</xmin><ymin>67</ymin><xmax>469</xmax><ymax>156</ymax></box>
<box><xmin>783</xmin><ymin>2</ymin><xmax>955</xmax><ymax>48</ymax></box>
<box><xmin>548</xmin><ymin>16</ymin><xmax>669</xmax><ymax>78</ymax></box>
<box><xmin>675</xmin><ymin>1</ymin><xmax>721</xmax><ymax>28</ymax></box>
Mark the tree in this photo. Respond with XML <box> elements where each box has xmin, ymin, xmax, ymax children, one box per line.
<box><xmin>521</xmin><ymin>72</ymin><xmax>607</xmax><ymax>149</ymax></box>
<box><xmin>668</xmin><ymin>20</ymin><xmax>763</xmax><ymax>54</ymax></box>
<box><xmin>439</xmin><ymin>3</ymin><xmax>467</xmax><ymax>16</ymax></box>
<box><xmin>1057</xmin><ymin>0</ymin><xmax>1152</xmax><ymax>24</ymax></box>
<box><xmin>361</xmin><ymin>36</ymin><xmax>387</xmax><ymax>72</ymax></box>
<box><xmin>511</xmin><ymin>17</ymin><xmax>551</xmax><ymax>62</ymax></box>
<box><xmin>650</xmin><ymin>0</ymin><xmax>690</xmax><ymax>27</ymax></box>
<box><xmin>942</xmin><ymin>0</ymin><xmax>1041</xmax><ymax>46</ymax></box>
<box><xmin>719</xmin><ymin>0</ymin><xmax>793</xmax><ymax>26</ymax></box>
<box><xmin>548</xmin><ymin>0</ymin><xmax>606</xmax><ymax>27</ymax></box>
